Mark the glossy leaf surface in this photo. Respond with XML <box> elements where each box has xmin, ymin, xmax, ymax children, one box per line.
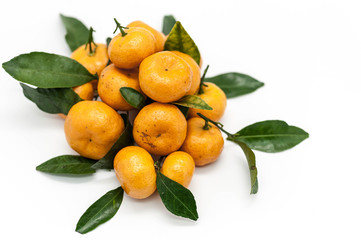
<box><xmin>2</xmin><ymin>52</ymin><xmax>94</xmax><ymax>88</ymax></box>
<box><xmin>157</xmin><ymin>172</ymin><xmax>198</xmax><ymax>221</ymax></box>
<box><xmin>233</xmin><ymin>120</ymin><xmax>309</xmax><ymax>153</ymax></box>
<box><xmin>21</xmin><ymin>83</ymin><xmax>82</xmax><ymax>115</ymax></box>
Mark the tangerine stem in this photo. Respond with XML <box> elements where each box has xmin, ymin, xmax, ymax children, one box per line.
<box><xmin>197</xmin><ymin>113</ymin><xmax>232</xmax><ymax>137</ymax></box>
<box><xmin>202</xmin><ymin>118</ymin><xmax>212</xmax><ymax>130</ymax></box>
<box><xmin>198</xmin><ymin>65</ymin><xmax>209</xmax><ymax>94</ymax></box>
<box><xmin>113</xmin><ymin>18</ymin><xmax>128</xmax><ymax>37</ymax></box>
<box><xmin>85</xmin><ymin>27</ymin><xmax>97</xmax><ymax>56</ymax></box>
<box><xmin>154</xmin><ymin>156</ymin><xmax>166</xmax><ymax>171</ymax></box>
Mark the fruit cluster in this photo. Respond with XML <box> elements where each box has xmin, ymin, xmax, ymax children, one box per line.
<box><xmin>63</xmin><ymin>18</ymin><xmax>227</xmax><ymax>200</ymax></box>
<box><xmin>2</xmin><ymin>14</ymin><xmax>309</xmax><ymax>234</ymax></box>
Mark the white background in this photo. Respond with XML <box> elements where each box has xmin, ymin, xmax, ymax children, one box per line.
<box><xmin>1</xmin><ymin>0</ymin><xmax>360</xmax><ymax>239</ymax></box>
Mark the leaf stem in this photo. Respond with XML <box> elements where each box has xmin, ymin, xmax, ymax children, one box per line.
<box><xmin>196</xmin><ymin>113</ymin><xmax>233</xmax><ymax>137</ymax></box>
<box><xmin>113</xmin><ymin>18</ymin><xmax>128</xmax><ymax>37</ymax></box>
<box><xmin>85</xmin><ymin>27</ymin><xmax>97</xmax><ymax>56</ymax></box>
<box><xmin>198</xmin><ymin>65</ymin><xmax>209</xmax><ymax>94</ymax></box>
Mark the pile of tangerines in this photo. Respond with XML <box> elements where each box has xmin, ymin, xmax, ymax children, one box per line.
<box><xmin>64</xmin><ymin>20</ymin><xmax>226</xmax><ymax>199</ymax></box>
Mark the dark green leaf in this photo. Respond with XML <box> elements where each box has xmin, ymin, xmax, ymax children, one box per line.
<box><xmin>119</xmin><ymin>87</ymin><xmax>146</xmax><ymax>109</ymax></box>
<box><xmin>36</xmin><ymin>155</ymin><xmax>96</xmax><ymax>175</ymax></box>
<box><xmin>162</xmin><ymin>15</ymin><xmax>177</xmax><ymax>35</ymax></box>
<box><xmin>76</xmin><ymin>187</ymin><xmax>124</xmax><ymax>234</ymax></box>
<box><xmin>173</xmin><ymin>95</ymin><xmax>212</xmax><ymax>110</ymax></box>
<box><xmin>233</xmin><ymin>120</ymin><xmax>309</xmax><ymax>153</ymax></box>
<box><xmin>157</xmin><ymin>172</ymin><xmax>198</xmax><ymax>221</ymax></box>
<box><xmin>205</xmin><ymin>72</ymin><xmax>264</xmax><ymax>98</ymax></box>
<box><xmin>176</xmin><ymin>105</ymin><xmax>189</xmax><ymax>118</ymax></box>
<box><xmin>106</xmin><ymin>37</ymin><xmax>112</xmax><ymax>47</ymax></box>
<box><xmin>60</xmin><ymin>14</ymin><xmax>89</xmax><ymax>51</ymax></box>
<box><xmin>228</xmin><ymin>139</ymin><xmax>258</xmax><ymax>194</ymax></box>
<box><xmin>2</xmin><ymin>52</ymin><xmax>95</xmax><ymax>88</ymax></box>
<box><xmin>20</xmin><ymin>83</ymin><xmax>82</xmax><ymax>115</ymax></box>
<box><xmin>164</xmin><ymin>21</ymin><xmax>201</xmax><ymax>65</ymax></box>
<box><xmin>91</xmin><ymin>115</ymin><xmax>133</xmax><ymax>170</ymax></box>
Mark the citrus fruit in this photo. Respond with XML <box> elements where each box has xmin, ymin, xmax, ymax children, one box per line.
<box><xmin>160</xmin><ymin>151</ymin><xmax>195</xmax><ymax>187</ymax></box>
<box><xmin>133</xmin><ymin>102</ymin><xmax>187</xmax><ymax>156</ymax></box>
<box><xmin>127</xmin><ymin>20</ymin><xmax>166</xmax><ymax>52</ymax></box>
<box><xmin>71</xmin><ymin>43</ymin><xmax>108</xmax><ymax>89</ymax></box>
<box><xmin>108</xmin><ymin>27</ymin><xmax>156</xmax><ymax>69</ymax></box>
<box><xmin>64</xmin><ymin>101</ymin><xmax>125</xmax><ymax>160</ymax></box>
<box><xmin>72</xmin><ymin>82</ymin><xmax>94</xmax><ymax>101</ymax></box>
<box><xmin>171</xmin><ymin>51</ymin><xmax>201</xmax><ymax>95</ymax></box>
<box><xmin>139</xmin><ymin>51</ymin><xmax>192</xmax><ymax>103</ymax></box>
<box><xmin>71</xmin><ymin>43</ymin><xmax>109</xmax><ymax>76</ymax></box>
<box><xmin>98</xmin><ymin>64</ymin><xmax>142</xmax><ymax>111</ymax></box>
<box><xmin>114</xmin><ymin>146</ymin><xmax>156</xmax><ymax>199</ymax></box>
<box><xmin>181</xmin><ymin>117</ymin><xmax>224</xmax><ymax>166</ymax></box>
<box><xmin>188</xmin><ymin>82</ymin><xmax>227</xmax><ymax>121</ymax></box>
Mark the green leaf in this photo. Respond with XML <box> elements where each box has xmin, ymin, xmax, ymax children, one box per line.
<box><xmin>233</xmin><ymin>120</ymin><xmax>309</xmax><ymax>153</ymax></box>
<box><xmin>205</xmin><ymin>72</ymin><xmax>264</xmax><ymax>98</ymax></box>
<box><xmin>228</xmin><ymin>139</ymin><xmax>258</xmax><ymax>194</ymax></box>
<box><xmin>157</xmin><ymin>172</ymin><xmax>198</xmax><ymax>221</ymax></box>
<box><xmin>76</xmin><ymin>187</ymin><xmax>124</xmax><ymax>234</ymax></box>
<box><xmin>162</xmin><ymin>15</ymin><xmax>177</xmax><ymax>35</ymax></box>
<box><xmin>2</xmin><ymin>52</ymin><xmax>95</xmax><ymax>88</ymax></box>
<box><xmin>36</xmin><ymin>155</ymin><xmax>96</xmax><ymax>175</ymax></box>
<box><xmin>173</xmin><ymin>95</ymin><xmax>212</xmax><ymax>110</ymax></box>
<box><xmin>119</xmin><ymin>87</ymin><xmax>146</xmax><ymax>109</ymax></box>
<box><xmin>164</xmin><ymin>21</ymin><xmax>201</xmax><ymax>65</ymax></box>
<box><xmin>60</xmin><ymin>14</ymin><xmax>89</xmax><ymax>51</ymax></box>
<box><xmin>91</xmin><ymin>115</ymin><xmax>133</xmax><ymax>170</ymax></box>
<box><xmin>106</xmin><ymin>37</ymin><xmax>112</xmax><ymax>47</ymax></box>
<box><xmin>20</xmin><ymin>83</ymin><xmax>82</xmax><ymax>115</ymax></box>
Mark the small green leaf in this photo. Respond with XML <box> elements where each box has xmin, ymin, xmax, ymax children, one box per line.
<box><xmin>60</xmin><ymin>14</ymin><xmax>89</xmax><ymax>51</ymax></box>
<box><xmin>205</xmin><ymin>72</ymin><xmax>264</xmax><ymax>98</ymax></box>
<box><xmin>91</xmin><ymin>115</ymin><xmax>133</xmax><ymax>170</ymax></box>
<box><xmin>164</xmin><ymin>21</ymin><xmax>201</xmax><ymax>65</ymax></box>
<box><xmin>76</xmin><ymin>187</ymin><xmax>124</xmax><ymax>234</ymax></box>
<box><xmin>162</xmin><ymin>15</ymin><xmax>177</xmax><ymax>35</ymax></box>
<box><xmin>20</xmin><ymin>83</ymin><xmax>82</xmax><ymax>115</ymax></box>
<box><xmin>228</xmin><ymin>139</ymin><xmax>258</xmax><ymax>194</ymax></box>
<box><xmin>157</xmin><ymin>172</ymin><xmax>198</xmax><ymax>221</ymax></box>
<box><xmin>119</xmin><ymin>87</ymin><xmax>146</xmax><ymax>109</ymax></box>
<box><xmin>173</xmin><ymin>95</ymin><xmax>212</xmax><ymax>110</ymax></box>
<box><xmin>36</xmin><ymin>155</ymin><xmax>96</xmax><ymax>175</ymax></box>
<box><xmin>233</xmin><ymin>120</ymin><xmax>309</xmax><ymax>153</ymax></box>
<box><xmin>106</xmin><ymin>37</ymin><xmax>112</xmax><ymax>47</ymax></box>
<box><xmin>2</xmin><ymin>52</ymin><xmax>95</xmax><ymax>88</ymax></box>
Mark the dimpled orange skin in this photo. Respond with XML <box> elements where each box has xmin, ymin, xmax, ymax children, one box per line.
<box><xmin>133</xmin><ymin>102</ymin><xmax>187</xmax><ymax>156</ymax></box>
<box><xmin>139</xmin><ymin>51</ymin><xmax>192</xmax><ymax>103</ymax></box>
<box><xmin>127</xmin><ymin>21</ymin><xmax>166</xmax><ymax>52</ymax></box>
<box><xmin>181</xmin><ymin>117</ymin><xmax>224</xmax><ymax>166</ymax></box>
<box><xmin>64</xmin><ymin>101</ymin><xmax>125</xmax><ymax>160</ymax></box>
<box><xmin>171</xmin><ymin>51</ymin><xmax>201</xmax><ymax>95</ymax></box>
<box><xmin>160</xmin><ymin>151</ymin><xmax>195</xmax><ymax>187</ymax></box>
<box><xmin>188</xmin><ymin>82</ymin><xmax>227</xmax><ymax>121</ymax></box>
<box><xmin>58</xmin><ymin>82</ymin><xmax>94</xmax><ymax>119</ymax></box>
<box><xmin>108</xmin><ymin>27</ymin><xmax>156</xmax><ymax>69</ymax></box>
<box><xmin>114</xmin><ymin>146</ymin><xmax>156</xmax><ymax>199</ymax></box>
<box><xmin>71</xmin><ymin>43</ymin><xmax>109</xmax><ymax>76</ymax></box>
<box><xmin>98</xmin><ymin>64</ymin><xmax>142</xmax><ymax>111</ymax></box>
